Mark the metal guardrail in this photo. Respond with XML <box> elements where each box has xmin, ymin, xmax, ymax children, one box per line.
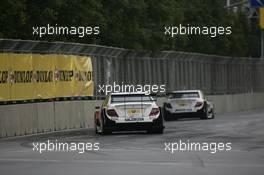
<box><xmin>1</xmin><ymin>38</ymin><xmax>264</xmax><ymax>98</ymax></box>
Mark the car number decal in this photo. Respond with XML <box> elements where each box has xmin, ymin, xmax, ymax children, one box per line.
<box><xmin>125</xmin><ymin>118</ymin><xmax>144</xmax><ymax>121</ymax></box>
<box><xmin>127</xmin><ymin>109</ymin><xmax>141</xmax><ymax>116</ymax></box>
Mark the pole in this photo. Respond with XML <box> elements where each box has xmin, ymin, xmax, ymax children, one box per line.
<box><xmin>226</xmin><ymin>0</ymin><xmax>230</xmax><ymax>7</ymax></box>
<box><xmin>262</xmin><ymin>30</ymin><xmax>264</xmax><ymax>58</ymax></box>
<box><xmin>260</xmin><ymin>7</ymin><xmax>264</xmax><ymax>58</ymax></box>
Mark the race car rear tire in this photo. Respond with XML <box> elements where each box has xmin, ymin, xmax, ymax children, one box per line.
<box><xmin>101</xmin><ymin>121</ymin><xmax>112</xmax><ymax>135</ymax></box>
<box><xmin>209</xmin><ymin>108</ymin><xmax>215</xmax><ymax>119</ymax></box>
<box><xmin>101</xmin><ymin>128</ymin><xmax>112</xmax><ymax>135</ymax></box>
<box><xmin>95</xmin><ymin>123</ymin><xmax>99</xmax><ymax>134</ymax></box>
<box><xmin>94</xmin><ymin>115</ymin><xmax>100</xmax><ymax>134</ymax></box>
<box><xmin>163</xmin><ymin>107</ymin><xmax>176</xmax><ymax>121</ymax></box>
<box><xmin>200</xmin><ymin>103</ymin><xmax>209</xmax><ymax>120</ymax></box>
<box><xmin>148</xmin><ymin>107</ymin><xmax>164</xmax><ymax>134</ymax></box>
<box><xmin>101</xmin><ymin>110</ymin><xmax>112</xmax><ymax>135</ymax></box>
<box><xmin>148</xmin><ymin>127</ymin><xmax>164</xmax><ymax>134</ymax></box>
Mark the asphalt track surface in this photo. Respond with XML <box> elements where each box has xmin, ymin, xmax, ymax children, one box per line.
<box><xmin>1</xmin><ymin>109</ymin><xmax>264</xmax><ymax>175</ymax></box>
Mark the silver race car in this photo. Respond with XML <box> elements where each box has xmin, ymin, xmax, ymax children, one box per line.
<box><xmin>163</xmin><ymin>90</ymin><xmax>215</xmax><ymax>120</ymax></box>
<box><xmin>94</xmin><ymin>92</ymin><xmax>164</xmax><ymax>134</ymax></box>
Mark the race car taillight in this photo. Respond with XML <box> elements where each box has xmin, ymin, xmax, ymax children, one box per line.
<box><xmin>106</xmin><ymin>109</ymin><xmax>119</xmax><ymax>117</ymax></box>
<box><xmin>195</xmin><ymin>101</ymin><xmax>203</xmax><ymax>107</ymax></box>
<box><xmin>149</xmin><ymin>108</ymin><xmax>159</xmax><ymax>116</ymax></box>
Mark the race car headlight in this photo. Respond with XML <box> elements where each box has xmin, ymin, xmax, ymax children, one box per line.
<box><xmin>149</xmin><ymin>108</ymin><xmax>160</xmax><ymax>116</ymax></box>
<box><xmin>106</xmin><ymin>109</ymin><xmax>119</xmax><ymax>117</ymax></box>
<box><xmin>195</xmin><ymin>101</ymin><xmax>203</xmax><ymax>107</ymax></box>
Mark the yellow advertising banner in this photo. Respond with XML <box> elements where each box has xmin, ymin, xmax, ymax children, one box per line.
<box><xmin>10</xmin><ymin>54</ymin><xmax>35</xmax><ymax>101</ymax></box>
<box><xmin>73</xmin><ymin>56</ymin><xmax>94</xmax><ymax>96</ymax></box>
<box><xmin>0</xmin><ymin>53</ymin><xmax>93</xmax><ymax>102</ymax></box>
<box><xmin>33</xmin><ymin>54</ymin><xmax>55</xmax><ymax>99</ymax></box>
<box><xmin>261</xmin><ymin>8</ymin><xmax>264</xmax><ymax>29</ymax></box>
<box><xmin>54</xmin><ymin>54</ymin><xmax>75</xmax><ymax>98</ymax></box>
<box><xmin>0</xmin><ymin>53</ymin><xmax>11</xmax><ymax>101</ymax></box>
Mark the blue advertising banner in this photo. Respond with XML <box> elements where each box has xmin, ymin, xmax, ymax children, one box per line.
<box><xmin>250</xmin><ymin>0</ymin><xmax>264</xmax><ymax>7</ymax></box>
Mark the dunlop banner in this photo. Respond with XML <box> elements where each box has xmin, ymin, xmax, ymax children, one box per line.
<box><xmin>10</xmin><ymin>54</ymin><xmax>35</xmax><ymax>100</ymax></box>
<box><xmin>34</xmin><ymin>54</ymin><xmax>55</xmax><ymax>99</ymax></box>
<box><xmin>72</xmin><ymin>55</ymin><xmax>93</xmax><ymax>96</ymax></box>
<box><xmin>0</xmin><ymin>53</ymin><xmax>93</xmax><ymax>102</ymax></box>
<box><xmin>0</xmin><ymin>53</ymin><xmax>11</xmax><ymax>101</ymax></box>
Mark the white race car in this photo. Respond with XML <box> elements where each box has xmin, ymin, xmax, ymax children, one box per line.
<box><xmin>94</xmin><ymin>92</ymin><xmax>164</xmax><ymax>134</ymax></box>
<box><xmin>163</xmin><ymin>90</ymin><xmax>215</xmax><ymax>120</ymax></box>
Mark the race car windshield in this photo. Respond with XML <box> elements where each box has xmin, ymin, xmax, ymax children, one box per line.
<box><xmin>169</xmin><ymin>92</ymin><xmax>199</xmax><ymax>99</ymax></box>
<box><xmin>111</xmin><ymin>95</ymin><xmax>154</xmax><ymax>103</ymax></box>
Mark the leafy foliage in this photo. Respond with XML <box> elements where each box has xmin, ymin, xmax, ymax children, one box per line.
<box><xmin>0</xmin><ymin>0</ymin><xmax>260</xmax><ymax>57</ymax></box>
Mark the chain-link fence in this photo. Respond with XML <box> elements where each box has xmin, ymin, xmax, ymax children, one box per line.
<box><xmin>1</xmin><ymin>39</ymin><xmax>264</xmax><ymax>98</ymax></box>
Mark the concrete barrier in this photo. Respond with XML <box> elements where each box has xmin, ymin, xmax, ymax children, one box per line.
<box><xmin>0</xmin><ymin>92</ymin><xmax>264</xmax><ymax>138</ymax></box>
<box><xmin>53</xmin><ymin>100</ymin><xmax>102</xmax><ymax>131</ymax></box>
<box><xmin>207</xmin><ymin>93</ymin><xmax>264</xmax><ymax>114</ymax></box>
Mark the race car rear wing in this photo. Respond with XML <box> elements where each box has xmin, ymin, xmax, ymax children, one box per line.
<box><xmin>110</xmin><ymin>93</ymin><xmax>158</xmax><ymax>103</ymax></box>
